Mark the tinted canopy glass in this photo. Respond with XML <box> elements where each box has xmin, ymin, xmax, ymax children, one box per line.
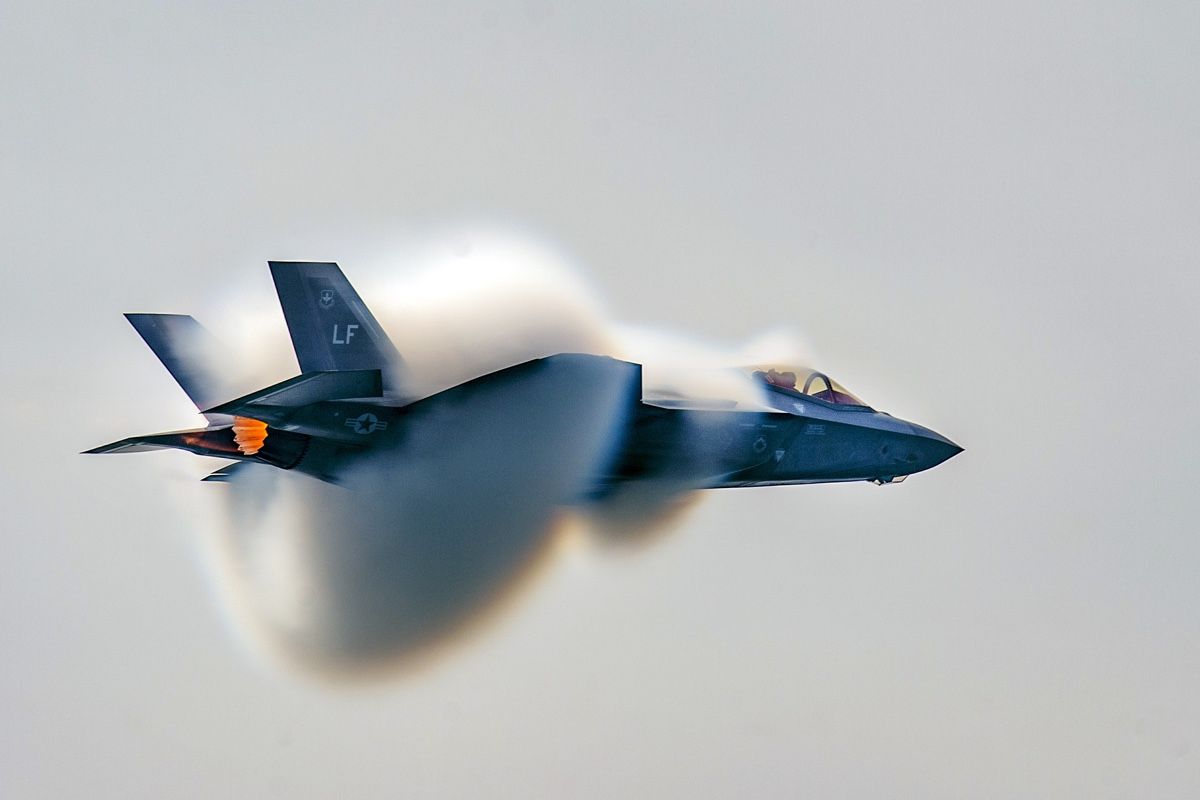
<box><xmin>747</xmin><ymin>366</ymin><xmax>867</xmax><ymax>407</ymax></box>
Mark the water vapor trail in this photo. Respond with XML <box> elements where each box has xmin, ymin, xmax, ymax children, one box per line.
<box><xmin>174</xmin><ymin>228</ymin><xmax>816</xmax><ymax>676</ymax></box>
<box><xmin>579</xmin><ymin>324</ymin><xmax>817</xmax><ymax>546</ymax></box>
<box><xmin>197</xmin><ymin>231</ymin><xmax>621</xmax><ymax>675</ymax></box>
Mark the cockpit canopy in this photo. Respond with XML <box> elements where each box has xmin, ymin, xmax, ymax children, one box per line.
<box><xmin>747</xmin><ymin>365</ymin><xmax>868</xmax><ymax>407</ymax></box>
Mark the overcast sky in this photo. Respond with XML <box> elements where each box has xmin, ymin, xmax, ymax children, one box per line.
<box><xmin>2</xmin><ymin>1</ymin><xmax>1198</xmax><ymax>797</ymax></box>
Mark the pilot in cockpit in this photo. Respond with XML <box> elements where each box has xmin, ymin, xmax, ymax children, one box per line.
<box><xmin>764</xmin><ymin>368</ymin><xmax>797</xmax><ymax>390</ymax></box>
<box><xmin>751</xmin><ymin>366</ymin><xmax>869</xmax><ymax>407</ymax></box>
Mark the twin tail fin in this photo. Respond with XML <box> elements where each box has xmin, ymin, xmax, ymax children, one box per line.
<box><xmin>267</xmin><ymin>261</ymin><xmax>400</xmax><ymax>376</ymax></box>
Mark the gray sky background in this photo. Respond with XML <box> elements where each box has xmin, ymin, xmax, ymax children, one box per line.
<box><xmin>2</xmin><ymin>1</ymin><xmax>1198</xmax><ymax>797</ymax></box>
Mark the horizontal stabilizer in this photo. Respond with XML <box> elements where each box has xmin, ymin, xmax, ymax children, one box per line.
<box><xmin>85</xmin><ymin>425</ymin><xmax>311</xmax><ymax>471</ymax></box>
<box><xmin>203</xmin><ymin>369</ymin><xmax>382</xmax><ymax>418</ymax></box>
<box><xmin>202</xmin><ymin>462</ymin><xmax>251</xmax><ymax>482</ymax></box>
<box><xmin>84</xmin><ymin>426</ymin><xmax>241</xmax><ymax>458</ymax></box>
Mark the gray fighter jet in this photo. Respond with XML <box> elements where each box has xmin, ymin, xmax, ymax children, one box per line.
<box><xmin>86</xmin><ymin>262</ymin><xmax>962</xmax><ymax>492</ymax></box>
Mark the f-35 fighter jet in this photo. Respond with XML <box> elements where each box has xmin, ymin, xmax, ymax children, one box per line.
<box><xmin>86</xmin><ymin>262</ymin><xmax>961</xmax><ymax>492</ymax></box>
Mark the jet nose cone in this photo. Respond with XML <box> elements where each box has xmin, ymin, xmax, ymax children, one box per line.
<box><xmin>905</xmin><ymin>423</ymin><xmax>963</xmax><ymax>471</ymax></box>
<box><xmin>914</xmin><ymin>424</ymin><xmax>963</xmax><ymax>453</ymax></box>
<box><xmin>892</xmin><ymin>424</ymin><xmax>964</xmax><ymax>474</ymax></box>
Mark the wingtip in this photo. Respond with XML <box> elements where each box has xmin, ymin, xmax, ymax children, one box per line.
<box><xmin>81</xmin><ymin>441</ymin><xmax>124</xmax><ymax>455</ymax></box>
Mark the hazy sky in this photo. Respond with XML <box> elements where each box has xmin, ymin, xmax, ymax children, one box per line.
<box><xmin>3</xmin><ymin>1</ymin><xmax>1198</xmax><ymax>797</ymax></box>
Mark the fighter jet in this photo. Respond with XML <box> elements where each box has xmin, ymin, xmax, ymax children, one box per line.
<box><xmin>85</xmin><ymin>262</ymin><xmax>962</xmax><ymax>492</ymax></box>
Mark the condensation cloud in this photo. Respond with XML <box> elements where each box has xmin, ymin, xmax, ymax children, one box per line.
<box><xmin>186</xmin><ymin>228</ymin><xmax>816</xmax><ymax>676</ymax></box>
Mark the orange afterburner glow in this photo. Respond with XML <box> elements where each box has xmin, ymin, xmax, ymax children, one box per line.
<box><xmin>232</xmin><ymin>417</ymin><xmax>268</xmax><ymax>455</ymax></box>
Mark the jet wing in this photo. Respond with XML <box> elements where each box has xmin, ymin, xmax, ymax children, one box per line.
<box><xmin>641</xmin><ymin>396</ymin><xmax>739</xmax><ymax>410</ymax></box>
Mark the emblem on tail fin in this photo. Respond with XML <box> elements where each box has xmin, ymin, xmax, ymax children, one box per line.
<box><xmin>268</xmin><ymin>261</ymin><xmax>402</xmax><ymax>377</ymax></box>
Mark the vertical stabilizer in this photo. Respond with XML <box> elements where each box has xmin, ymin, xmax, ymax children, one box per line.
<box><xmin>268</xmin><ymin>261</ymin><xmax>401</xmax><ymax>376</ymax></box>
<box><xmin>125</xmin><ymin>313</ymin><xmax>233</xmax><ymax>415</ymax></box>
